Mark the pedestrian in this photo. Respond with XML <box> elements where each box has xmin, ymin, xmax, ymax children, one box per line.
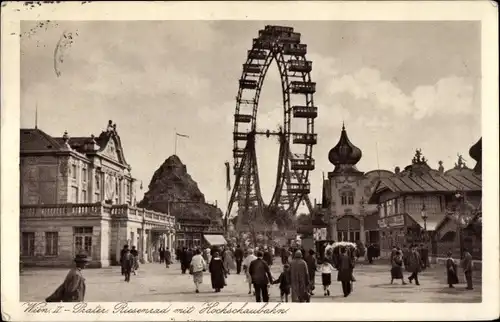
<box><xmin>407</xmin><ymin>245</ymin><xmax>422</xmax><ymax>285</ymax></box>
<box><xmin>46</xmin><ymin>251</ymin><xmax>89</xmax><ymax>302</ymax></box>
<box><xmin>119</xmin><ymin>245</ymin><xmax>129</xmax><ymax>276</ymax></box>
<box><xmin>337</xmin><ymin>247</ymin><xmax>354</xmax><ymax>297</ymax></box>
<box><xmin>390</xmin><ymin>250</ymin><xmax>407</xmax><ymax>285</ymax></box>
<box><xmin>263</xmin><ymin>247</ymin><xmax>272</xmax><ymax>266</ymax></box>
<box><xmin>130</xmin><ymin>246</ymin><xmax>139</xmax><ymax>275</ymax></box>
<box><xmin>461</xmin><ymin>250</ymin><xmax>473</xmax><ymax>290</ymax></box>
<box><xmin>319</xmin><ymin>260</ymin><xmax>334</xmax><ymax>296</ymax></box>
<box><xmin>249</xmin><ymin>251</ymin><xmax>274</xmax><ymax>302</ymax></box>
<box><xmin>272</xmin><ymin>264</ymin><xmax>291</xmax><ymax>302</ymax></box>
<box><xmin>208</xmin><ymin>252</ymin><xmax>226</xmax><ymax>293</ymax></box>
<box><xmin>402</xmin><ymin>244</ymin><xmax>410</xmax><ymax>268</ymax></box>
<box><xmin>446</xmin><ymin>251</ymin><xmax>459</xmax><ymax>288</ymax></box>
<box><xmin>159</xmin><ymin>246</ymin><xmax>165</xmax><ymax>264</ymax></box>
<box><xmin>180</xmin><ymin>248</ymin><xmax>190</xmax><ymax>274</ymax></box>
<box><xmin>305</xmin><ymin>249</ymin><xmax>317</xmax><ymax>295</ymax></box>
<box><xmin>367</xmin><ymin>243</ymin><xmax>374</xmax><ymax>264</ymax></box>
<box><xmin>289</xmin><ymin>250</ymin><xmax>310</xmax><ymax>302</ymax></box>
<box><xmin>234</xmin><ymin>245</ymin><xmax>244</xmax><ymax>274</ymax></box>
<box><xmin>190</xmin><ymin>248</ymin><xmax>207</xmax><ymax>293</ymax></box>
<box><xmin>122</xmin><ymin>248</ymin><xmax>134</xmax><ymax>282</ymax></box>
<box><xmin>223</xmin><ymin>247</ymin><xmax>235</xmax><ymax>275</ymax></box>
<box><xmin>164</xmin><ymin>247</ymin><xmax>171</xmax><ymax>268</ymax></box>
<box><xmin>243</xmin><ymin>249</ymin><xmax>258</xmax><ymax>295</ymax></box>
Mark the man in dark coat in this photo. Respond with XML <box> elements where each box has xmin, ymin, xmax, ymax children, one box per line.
<box><xmin>122</xmin><ymin>248</ymin><xmax>134</xmax><ymax>282</ymax></box>
<box><xmin>234</xmin><ymin>245</ymin><xmax>244</xmax><ymax>274</ymax></box>
<box><xmin>46</xmin><ymin>251</ymin><xmax>89</xmax><ymax>302</ymax></box>
<box><xmin>263</xmin><ymin>248</ymin><xmax>272</xmax><ymax>266</ymax></box>
<box><xmin>407</xmin><ymin>245</ymin><xmax>422</xmax><ymax>285</ymax></box>
<box><xmin>249</xmin><ymin>251</ymin><xmax>274</xmax><ymax>302</ymax></box>
<box><xmin>208</xmin><ymin>252</ymin><xmax>226</xmax><ymax>292</ymax></box>
<box><xmin>337</xmin><ymin>247</ymin><xmax>354</xmax><ymax>297</ymax></box>
<box><xmin>120</xmin><ymin>245</ymin><xmax>129</xmax><ymax>275</ymax></box>
<box><xmin>159</xmin><ymin>246</ymin><xmax>165</xmax><ymax>264</ymax></box>
<box><xmin>305</xmin><ymin>249</ymin><xmax>317</xmax><ymax>295</ymax></box>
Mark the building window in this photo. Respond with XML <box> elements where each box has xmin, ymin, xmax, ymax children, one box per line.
<box><xmin>386</xmin><ymin>199</ymin><xmax>396</xmax><ymax>216</ymax></box>
<box><xmin>71</xmin><ymin>164</ymin><xmax>77</xmax><ymax>179</ymax></box>
<box><xmin>71</xmin><ymin>186</ymin><xmax>79</xmax><ymax>203</ymax></box>
<box><xmin>81</xmin><ymin>190</ymin><xmax>87</xmax><ymax>203</ymax></box>
<box><xmin>82</xmin><ymin>168</ymin><xmax>87</xmax><ymax>182</ymax></box>
<box><xmin>73</xmin><ymin>227</ymin><xmax>93</xmax><ymax>256</ymax></box>
<box><xmin>45</xmin><ymin>232</ymin><xmax>58</xmax><ymax>256</ymax></box>
<box><xmin>115</xmin><ymin>179</ymin><xmax>120</xmax><ymax>204</ymax></box>
<box><xmin>21</xmin><ymin>232</ymin><xmax>35</xmax><ymax>256</ymax></box>
<box><xmin>340</xmin><ymin>191</ymin><xmax>354</xmax><ymax>205</ymax></box>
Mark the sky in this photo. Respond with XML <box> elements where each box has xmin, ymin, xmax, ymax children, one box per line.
<box><xmin>20</xmin><ymin>21</ymin><xmax>481</xmax><ymax>215</ymax></box>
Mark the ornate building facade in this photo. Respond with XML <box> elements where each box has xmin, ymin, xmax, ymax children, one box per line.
<box><xmin>368</xmin><ymin>141</ymin><xmax>482</xmax><ymax>259</ymax></box>
<box><xmin>321</xmin><ymin>124</ymin><xmax>392</xmax><ymax>245</ymax></box>
<box><xmin>20</xmin><ymin>121</ymin><xmax>176</xmax><ymax>267</ymax></box>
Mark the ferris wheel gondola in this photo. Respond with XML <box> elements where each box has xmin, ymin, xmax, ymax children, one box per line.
<box><xmin>225</xmin><ymin>25</ymin><xmax>318</xmax><ymax>231</ymax></box>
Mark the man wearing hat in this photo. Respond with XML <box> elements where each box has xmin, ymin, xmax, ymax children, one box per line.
<box><xmin>46</xmin><ymin>251</ymin><xmax>89</xmax><ymax>302</ymax></box>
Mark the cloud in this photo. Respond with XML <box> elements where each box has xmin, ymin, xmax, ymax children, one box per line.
<box><xmin>411</xmin><ymin>76</ymin><xmax>475</xmax><ymax>119</ymax></box>
<box><xmin>317</xmin><ymin>62</ymin><xmax>476</xmax><ymax>122</ymax></box>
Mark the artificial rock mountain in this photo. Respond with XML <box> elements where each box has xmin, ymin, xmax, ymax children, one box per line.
<box><xmin>138</xmin><ymin>155</ymin><xmax>223</xmax><ymax>223</ymax></box>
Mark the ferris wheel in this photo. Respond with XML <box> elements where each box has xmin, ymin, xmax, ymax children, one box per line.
<box><xmin>225</xmin><ymin>25</ymin><xmax>318</xmax><ymax>229</ymax></box>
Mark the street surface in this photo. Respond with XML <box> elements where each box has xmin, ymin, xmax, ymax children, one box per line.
<box><xmin>21</xmin><ymin>260</ymin><xmax>481</xmax><ymax>303</ymax></box>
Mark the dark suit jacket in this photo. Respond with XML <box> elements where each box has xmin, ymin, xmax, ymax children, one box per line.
<box><xmin>249</xmin><ymin>258</ymin><xmax>273</xmax><ymax>285</ymax></box>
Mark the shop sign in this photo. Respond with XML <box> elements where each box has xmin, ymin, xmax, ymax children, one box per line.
<box><xmin>378</xmin><ymin>219</ymin><xmax>387</xmax><ymax>228</ymax></box>
<box><xmin>387</xmin><ymin>215</ymin><xmax>405</xmax><ymax>227</ymax></box>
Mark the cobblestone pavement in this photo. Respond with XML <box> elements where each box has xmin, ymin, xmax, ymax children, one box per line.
<box><xmin>20</xmin><ymin>260</ymin><xmax>481</xmax><ymax>303</ymax></box>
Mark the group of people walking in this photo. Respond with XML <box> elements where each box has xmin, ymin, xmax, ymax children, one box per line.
<box><xmin>181</xmin><ymin>242</ymin><xmax>358</xmax><ymax>302</ymax></box>
<box><xmin>389</xmin><ymin>244</ymin><xmax>475</xmax><ymax>290</ymax></box>
<box><xmin>42</xmin><ymin>240</ymin><xmax>477</xmax><ymax>303</ymax></box>
<box><xmin>119</xmin><ymin>245</ymin><xmax>140</xmax><ymax>282</ymax></box>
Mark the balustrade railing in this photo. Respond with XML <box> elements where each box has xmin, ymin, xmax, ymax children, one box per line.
<box><xmin>20</xmin><ymin>202</ymin><xmax>176</xmax><ymax>228</ymax></box>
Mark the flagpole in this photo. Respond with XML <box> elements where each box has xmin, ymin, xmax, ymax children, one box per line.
<box><xmin>174</xmin><ymin>128</ymin><xmax>177</xmax><ymax>155</ymax></box>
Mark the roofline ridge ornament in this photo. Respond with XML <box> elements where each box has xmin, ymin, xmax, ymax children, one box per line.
<box><xmin>62</xmin><ymin>130</ymin><xmax>71</xmax><ymax>150</ymax></box>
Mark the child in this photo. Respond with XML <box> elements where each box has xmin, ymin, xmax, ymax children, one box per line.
<box><xmin>272</xmin><ymin>264</ymin><xmax>291</xmax><ymax>302</ymax></box>
<box><xmin>320</xmin><ymin>260</ymin><xmax>334</xmax><ymax>296</ymax></box>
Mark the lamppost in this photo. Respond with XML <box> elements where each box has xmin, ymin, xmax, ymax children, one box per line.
<box><xmin>454</xmin><ymin>191</ymin><xmax>465</xmax><ymax>258</ymax></box>
<box><xmin>421</xmin><ymin>203</ymin><xmax>428</xmax><ymax>242</ymax></box>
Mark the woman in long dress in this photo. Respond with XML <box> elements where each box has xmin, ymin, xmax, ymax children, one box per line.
<box><xmin>209</xmin><ymin>252</ymin><xmax>226</xmax><ymax>292</ymax></box>
<box><xmin>289</xmin><ymin>250</ymin><xmax>310</xmax><ymax>302</ymax></box>
<box><xmin>390</xmin><ymin>250</ymin><xmax>406</xmax><ymax>285</ymax></box>
<box><xmin>446</xmin><ymin>251</ymin><xmax>459</xmax><ymax>288</ymax></box>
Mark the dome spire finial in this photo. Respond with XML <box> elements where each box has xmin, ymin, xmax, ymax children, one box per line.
<box><xmin>328</xmin><ymin>123</ymin><xmax>362</xmax><ymax>173</ymax></box>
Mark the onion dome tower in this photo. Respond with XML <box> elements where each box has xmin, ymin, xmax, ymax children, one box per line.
<box><xmin>469</xmin><ymin>137</ymin><xmax>482</xmax><ymax>174</ymax></box>
<box><xmin>328</xmin><ymin>123</ymin><xmax>363</xmax><ymax>174</ymax></box>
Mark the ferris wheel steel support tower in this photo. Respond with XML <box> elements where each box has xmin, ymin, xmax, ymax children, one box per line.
<box><xmin>225</xmin><ymin>26</ymin><xmax>318</xmax><ymax>231</ymax></box>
